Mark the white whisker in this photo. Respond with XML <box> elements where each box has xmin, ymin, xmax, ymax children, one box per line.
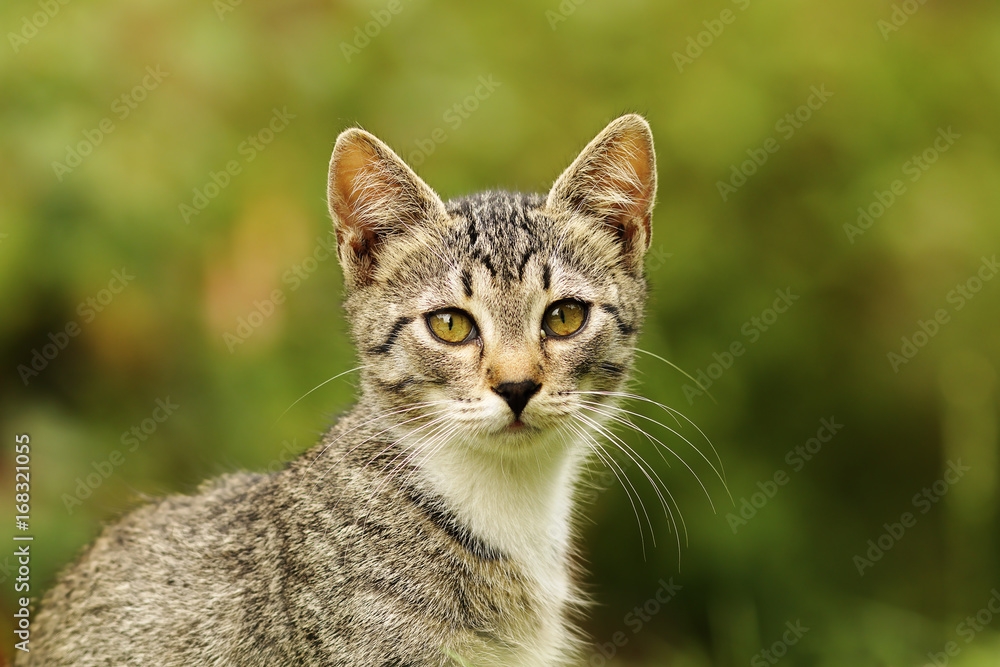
<box><xmin>571</xmin><ymin>415</ymin><xmax>657</xmax><ymax>557</ymax></box>
<box><xmin>631</xmin><ymin>347</ymin><xmax>717</xmax><ymax>405</ymax></box>
<box><xmin>576</xmin><ymin>400</ymin><xmax>729</xmax><ymax>508</ymax></box>
<box><xmin>363</xmin><ymin>415</ymin><xmax>455</xmax><ymax>508</ymax></box>
<box><xmin>567</xmin><ymin>390</ymin><xmax>727</xmax><ymax>484</ymax></box>
<box><xmin>314</xmin><ymin>405</ymin><xmax>452</xmax><ymax>481</ymax></box>
<box><xmin>276</xmin><ymin>364</ymin><xmax>371</xmax><ymax>422</ymax></box>
<box><xmin>563</xmin><ymin>420</ymin><xmax>650</xmax><ymax>557</ymax></box>
<box><xmin>307</xmin><ymin>401</ymin><xmax>452</xmax><ymax>472</ymax></box>
<box><xmin>574</xmin><ymin>413</ymin><xmax>683</xmax><ymax>562</ymax></box>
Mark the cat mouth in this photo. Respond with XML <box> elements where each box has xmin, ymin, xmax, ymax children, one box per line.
<box><xmin>501</xmin><ymin>417</ymin><xmax>539</xmax><ymax>434</ymax></box>
<box><xmin>502</xmin><ymin>418</ymin><xmax>546</xmax><ymax>436</ymax></box>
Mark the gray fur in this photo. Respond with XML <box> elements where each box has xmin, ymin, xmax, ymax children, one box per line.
<box><xmin>22</xmin><ymin>114</ymin><xmax>657</xmax><ymax>666</ymax></box>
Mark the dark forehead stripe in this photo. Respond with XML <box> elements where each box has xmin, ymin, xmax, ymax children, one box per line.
<box><xmin>446</xmin><ymin>191</ymin><xmax>547</xmax><ymax>282</ymax></box>
<box><xmin>460</xmin><ymin>269</ymin><xmax>473</xmax><ymax>298</ymax></box>
<box><xmin>516</xmin><ymin>248</ymin><xmax>535</xmax><ymax>282</ymax></box>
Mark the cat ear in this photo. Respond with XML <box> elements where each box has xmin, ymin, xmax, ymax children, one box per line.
<box><xmin>546</xmin><ymin>114</ymin><xmax>657</xmax><ymax>271</ymax></box>
<box><xmin>328</xmin><ymin>128</ymin><xmax>449</xmax><ymax>288</ymax></box>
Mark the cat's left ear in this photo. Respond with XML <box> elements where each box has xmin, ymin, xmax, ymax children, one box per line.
<box><xmin>328</xmin><ymin>128</ymin><xmax>449</xmax><ymax>288</ymax></box>
<box><xmin>546</xmin><ymin>114</ymin><xmax>657</xmax><ymax>272</ymax></box>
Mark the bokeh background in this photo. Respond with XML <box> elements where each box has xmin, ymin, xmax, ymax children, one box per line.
<box><xmin>2</xmin><ymin>0</ymin><xmax>1000</xmax><ymax>665</ymax></box>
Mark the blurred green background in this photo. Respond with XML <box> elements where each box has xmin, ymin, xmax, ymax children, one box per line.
<box><xmin>2</xmin><ymin>0</ymin><xmax>999</xmax><ymax>664</ymax></box>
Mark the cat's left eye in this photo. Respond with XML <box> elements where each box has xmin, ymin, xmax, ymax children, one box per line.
<box><xmin>426</xmin><ymin>309</ymin><xmax>478</xmax><ymax>344</ymax></box>
<box><xmin>542</xmin><ymin>300</ymin><xmax>588</xmax><ymax>338</ymax></box>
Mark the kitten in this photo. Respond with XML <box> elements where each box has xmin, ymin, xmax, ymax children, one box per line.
<box><xmin>22</xmin><ymin>113</ymin><xmax>657</xmax><ymax>666</ymax></box>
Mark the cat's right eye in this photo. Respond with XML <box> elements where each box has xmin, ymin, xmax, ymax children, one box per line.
<box><xmin>542</xmin><ymin>300</ymin><xmax>588</xmax><ymax>338</ymax></box>
<box><xmin>426</xmin><ymin>309</ymin><xmax>478</xmax><ymax>344</ymax></box>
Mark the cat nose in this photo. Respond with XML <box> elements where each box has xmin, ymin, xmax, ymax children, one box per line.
<box><xmin>492</xmin><ymin>380</ymin><xmax>541</xmax><ymax>419</ymax></box>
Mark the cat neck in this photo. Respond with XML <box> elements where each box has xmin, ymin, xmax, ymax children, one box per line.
<box><xmin>417</xmin><ymin>428</ymin><xmax>586</xmax><ymax>588</ymax></box>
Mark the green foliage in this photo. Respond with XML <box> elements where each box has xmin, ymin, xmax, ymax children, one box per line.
<box><xmin>2</xmin><ymin>0</ymin><xmax>999</xmax><ymax>664</ymax></box>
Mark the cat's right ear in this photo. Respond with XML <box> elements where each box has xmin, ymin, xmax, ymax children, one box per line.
<box><xmin>546</xmin><ymin>114</ymin><xmax>657</xmax><ymax>274</ymax></box>
<box><xmin>327</xmin><ymin>128</ymin><xmax>449</xmax><ymax>288</ymax></box>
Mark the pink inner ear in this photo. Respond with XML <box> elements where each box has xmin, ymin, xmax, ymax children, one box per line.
<box><xmin>601</xmin><ymin>132</ymin><xmax>655</xmax><ymax>249</ymax></box>
<box><xmin>332</xmin><ymin>137</ymin><xmax>378</xmax><ymax>229</ymax></box>
<box><xmin>327</xmin><ymin>127</ymin><xmax>450</xmax><ymax>288</ymax></box>
<box><xmin>329</xmin><ymin>135</ymin><xmax>390</xmax><ymax>283</ymax></box>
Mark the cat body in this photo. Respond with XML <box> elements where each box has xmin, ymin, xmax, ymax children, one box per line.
<box><xmin>22</xmin><ymin>114</ymin><xmax>657</xmax><ymax>666</ymax></box>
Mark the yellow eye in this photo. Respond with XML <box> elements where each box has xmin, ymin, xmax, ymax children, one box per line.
<box><xmin>426</xmin><ymin>309</ymin><xmax>477</xmax><ymax>344</ymax></box>
<box><xmin>542</xmin><ymin>300</ymin><xmax>588</xmax><ymax>338</ymax></box>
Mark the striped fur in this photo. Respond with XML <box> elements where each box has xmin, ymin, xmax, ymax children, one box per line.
<box><xmin>23</xmin><ymin>115</ymin><xmax>657</xmax><ymax>666</ymax></box>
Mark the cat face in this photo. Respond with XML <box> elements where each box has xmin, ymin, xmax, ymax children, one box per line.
<box><xmin>328</xmin><ymin>115</ymin><xmax>656</xmax><ymax>455</ymax></box>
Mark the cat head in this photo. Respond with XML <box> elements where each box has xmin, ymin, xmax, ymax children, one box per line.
<box><xmin>327</xmin><ymin>115</ymin><xmax>656</xmax><ymax>454</ymax></box>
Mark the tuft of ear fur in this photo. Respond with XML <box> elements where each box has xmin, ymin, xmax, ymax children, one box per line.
<box><xmin>546</xmin><ymin>114</ymin><xmax>657</xmax><ymax>272</ymax></box>
<box><xmin>328</xmin><ymin>128</ymin><xmax>449</xmax><ymax>288</ymax></box>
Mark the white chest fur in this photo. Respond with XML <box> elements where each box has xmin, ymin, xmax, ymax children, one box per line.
<box><xmin>418</xmin><ymin>433</ymin><xmax>587</xmax><ymax>665</ymax></box>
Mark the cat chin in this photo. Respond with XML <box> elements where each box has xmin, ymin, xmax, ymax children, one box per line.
<box><xmin>453</xmin><ymin>423</ymin><xmax>577</xmax><ymax>459</ymax></box>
